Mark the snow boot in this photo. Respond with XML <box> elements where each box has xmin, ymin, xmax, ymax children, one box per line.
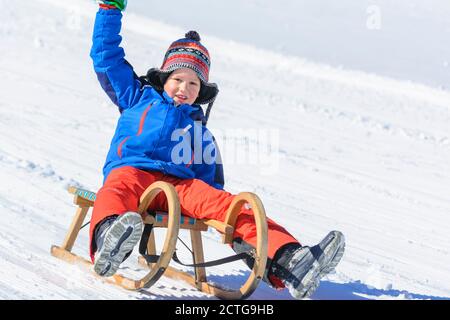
<box><xmin>271</xmin><ymin>231</ymin><xmax>345</xmax><ymax>299</ymax></box>
<box><xmin>93</xmin><ymin>212</ymin><xmax>144</xmax><ymax>277</ymax></box>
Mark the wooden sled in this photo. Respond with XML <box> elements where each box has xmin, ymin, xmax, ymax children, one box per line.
<box><xmin>51</xmin><ymin>181</ymin><xmax>268</xmax><ymax>300</ymax></box>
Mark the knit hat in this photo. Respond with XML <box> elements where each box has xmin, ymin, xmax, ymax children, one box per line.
<box><xmin>144</xmin><ymin>31</ymin><xmax>219</xmax><ymax>105</ymax></box>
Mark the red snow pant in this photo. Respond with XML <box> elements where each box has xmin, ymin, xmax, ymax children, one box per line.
<box><xmin>89</xmin><ymin>166</ymin><xmax>299</xmax><ymax>279</ymax></box>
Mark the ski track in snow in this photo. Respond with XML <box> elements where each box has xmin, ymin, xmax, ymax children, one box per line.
<box><xmin>0</xmin><ymin>0</ymin><xmax>449</xmax><ymax>299</ymax></box>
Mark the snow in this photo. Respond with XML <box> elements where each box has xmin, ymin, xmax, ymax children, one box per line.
<box><xmin>0</xmin><ymin>0</ymin><xmax>449</xmax><ymax>300</ymax></box>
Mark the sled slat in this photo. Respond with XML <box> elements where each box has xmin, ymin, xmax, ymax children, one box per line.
<box><xmin>69</xmin><ymin>187</ymin><xmax>96</xmax><ymax>207</ymax></box>
<box><xmin>51</xmin><ymin>246</ymin><xmax>149</xmax><ymax>290</ymax></box>
<box><xmin>190</xmin><ymin>229</ymin><xmax>207</xmax><ymax>287</ymax></box>
<box><xmin>61</xmin><ymin>206</ymin><xmax>89</xmax><ymax>252</ymax></box>
<box><xmin>202</xmin><ymin>219</ymin><xmax>234</xmax><ymax>240</ymax></box>
<box><xmin>145</xmin><ymin>214</ymin><xmax>208</xmax><ymax>231</ymax></box>
<box><xmin>137</xmin><ymin>256</ymin><xmax>248</xmax><ymax>300</ymax></box>
<box><xmin>73</xmin><ymin>195</ymin><xmax>94</xmax><ymax>208</ymax></box>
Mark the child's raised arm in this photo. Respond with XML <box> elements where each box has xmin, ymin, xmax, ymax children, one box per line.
<box><xmin>90</xmin><ymin>1</ymin><xmax>143</xmax><ymax>112</ymax></box>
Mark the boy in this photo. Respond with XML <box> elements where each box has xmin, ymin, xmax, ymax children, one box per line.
<box><xmin>90</xmin><ymin>0</ymin><xmax>345</xmax><ymax>299</ymax></box>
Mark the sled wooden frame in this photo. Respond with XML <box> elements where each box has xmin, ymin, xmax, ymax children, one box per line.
<box><xmin>51</xmin><ymin>182</ymin><xmax>268</xmax><ymax>300</ymax></box>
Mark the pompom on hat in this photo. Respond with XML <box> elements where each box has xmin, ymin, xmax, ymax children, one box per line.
<box><xmin>143</xmin><ymin>31</ymin><xmax>219</xmax><ymax>105</ymax></box>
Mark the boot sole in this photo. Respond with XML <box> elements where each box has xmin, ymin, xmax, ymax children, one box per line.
<box><xmin>93</xmin><ymin>212</ymin><xmax>143</xmax><ymax>277</ymax></box>
<box><xmin>295</xmin><ymin>231</ymin><xmax>346</xmax><ymax>299</ymax></box>
<box><xmin>318</xmin><ymin>230</ymin><xmax>346</xmax><ymax>278</ymax></box>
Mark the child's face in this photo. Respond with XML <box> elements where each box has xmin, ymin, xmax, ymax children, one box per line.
<box><xmin>164</xmin><ymin>68</ymin><xmax>201</xmax><ymax>106</ymax></box>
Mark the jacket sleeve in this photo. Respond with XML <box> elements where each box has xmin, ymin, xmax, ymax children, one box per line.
<box><xmin>90</xmin><ymin>7</ymin><xmax>143</xmax><ymax>111</ymax></box>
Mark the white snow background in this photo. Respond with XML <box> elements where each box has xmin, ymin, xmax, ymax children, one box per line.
<box><xmin>0</xmin><ymin>0</ymin><xmax>449</xmax><ymax>300</ymax></box>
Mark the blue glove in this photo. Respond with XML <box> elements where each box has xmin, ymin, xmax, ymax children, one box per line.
<box><xmin>97</xmin><ymin>0</ymin><xmax>127</xmax><ymax>11</ymax></box>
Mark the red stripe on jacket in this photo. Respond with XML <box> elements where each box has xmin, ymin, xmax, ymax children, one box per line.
<box><xmin>117</xmin><ymin>103</ymin><xmax>153</xmax><ymax>158</ymax></box>
<box><xmin>137</xmin><ymin>104</ymin><xmax>153</xmax><ymax>136</ymax></box>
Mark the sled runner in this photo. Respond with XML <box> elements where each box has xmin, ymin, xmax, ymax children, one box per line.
<box><xmin>51</xmin><ymin>182</ymin><xmax>268</xmax><ymax>299</ymax></box>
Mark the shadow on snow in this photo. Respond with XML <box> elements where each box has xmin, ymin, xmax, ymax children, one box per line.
<box><xmin>135</xmin><ymin>270</ymin><xmax>449</xmax><ymax>300</ymax></box>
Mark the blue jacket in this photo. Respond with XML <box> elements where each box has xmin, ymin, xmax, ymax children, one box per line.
<box><xmin>91</xmin><ymin>8</ymin><xmax>224</xmax><ymax>189</ymax></box>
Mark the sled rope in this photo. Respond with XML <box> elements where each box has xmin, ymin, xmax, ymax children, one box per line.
<box><xmin>171</xmin><ymin>251</ymin><xmax>253</xmax><ymax>268</ymax></box>
<box><xmin>80</xmin><ymin>221</ymin><xmax>90</xmax><ymax>230</ymax></box>
<box><xmin>177</xmin><ymin>235</ymin><xmax>193</xmax><ymax>254</ymax></box>
<box><xmin>139</xmin><ymin>218</ymin><xmax>255</xmax><ymax>268</ymax></box>
<box><xmin>141</xmin><ymin>250</ymin><xmax>253</xmax><ymax>268</ymax></box>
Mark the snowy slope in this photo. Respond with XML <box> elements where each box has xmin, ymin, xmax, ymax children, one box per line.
<box><xmin>0</xmin><ymin>0</ymin><xmax>449</xmax><ymax>300</ymax></box>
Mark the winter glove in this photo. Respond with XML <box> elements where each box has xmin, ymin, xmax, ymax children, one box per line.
<box><xmin>97</xmin><ymin>0</ymin><xmax>127</xmax><ymax>11</ymax></box>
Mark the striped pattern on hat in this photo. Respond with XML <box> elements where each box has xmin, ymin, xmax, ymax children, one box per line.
<box><xmin>161</xmin><ymin>33</ymin><xmax>211</xmax><ymax>83</ymax></box>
